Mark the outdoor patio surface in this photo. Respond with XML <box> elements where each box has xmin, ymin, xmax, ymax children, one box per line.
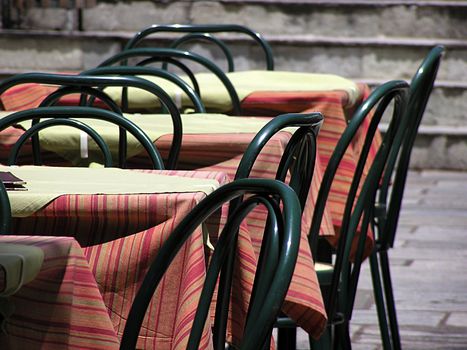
<box><xmin>295</xmin><ymin>169</ymin><xmax>467</xmax><ymax>349</ymax></box>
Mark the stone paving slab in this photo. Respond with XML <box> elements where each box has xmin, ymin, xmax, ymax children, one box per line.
<box><xmin>295</xmin><ymin>170</ymin><xmax>467</xmax><ymax>349</ymax></box>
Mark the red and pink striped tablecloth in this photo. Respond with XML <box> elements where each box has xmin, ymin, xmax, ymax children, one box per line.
<box><xmin>0</xmin><ymin>81</ymin><xmax>379</xmax><ymax>258</ymax></box>
<box><xmin>4</xmin><ymin>168</ymin><xmax>327</xmax><ymax>348</ymax></box>
<box><xmin>0</xmin><ymin>235</ymin><xmax>120</xmax><ymax>349</ymax></box>
<box><xmin>0</xmin><ymin>81</ymin><xmax>380</xmax><ymax>345</ymax></box>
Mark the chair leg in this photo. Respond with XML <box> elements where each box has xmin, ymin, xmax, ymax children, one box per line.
<box><xmin>380</xmin><ymin>250</ymin><xmax>402</xmax><ymax>350</ymax></box>
<box><xmin>309</xmin><ymin>326</ymin><xmax>332</xmax><ymax>350</ymax></box>
<box><xmin>277</xmin><ymin>327</ymin><xmax>296</xmax><ymax>349</ymax></box>
<box><xmin>369</xmin><ymin>252</ymin><xmax>392</xmax><ymax>350</ymax></box>
<box><xmin>334</xmin><ymin>321</ymin><xmax>351</xmax><ymax>350</ymax></box>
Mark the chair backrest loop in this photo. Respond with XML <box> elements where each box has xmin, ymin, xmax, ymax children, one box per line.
<box><xmin>99</xmin><ymin>48</ymin><xmax>242</xmax><ymax>116</ymax></box>
<box><xmin>307</xmin><ymin>80</ymin><xmax>410</xmax><ymax>323</ymax></box>
<box><xmin>125</xmin><ymin>23</ymin><xmax>274</xmax><ymax>71</ymax></box>
<box><xmin>0</xmin><ymin>107</ymin><xmax>165</xmax><ymax>170</ymax></box>
<box><xmin>0</xmin><ymin>73</ymin><xmax>181</xmax><ymax>169</ymax></box>
<box><xmin>120</xmin><ymin>178</ymin><xmax>301</xmax><ymax>350</ymax></box>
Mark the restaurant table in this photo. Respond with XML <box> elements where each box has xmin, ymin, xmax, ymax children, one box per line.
<box><xmin>0</xmin><ymin>74</ymin><xmax>379</xmax><ymax>243</ymax></box>
<box><xmin>0</xmin><ymin>165</ymin><xmax>327</xmax><ymax>348</ymax></box>
<box><xmin>108</xmin><ymin>71</ymin><xmax>380</xmax><ymax>255</ymax></box>
<box><xmin>0</xmin><ymin>108</ymin><xmax>375</xmax><ymax>254</ymax></box>
<box><xmin>101</xmin><ymin>71</ymin><xmax>380</xmax><ymax>236</ymax></box>
<box><xmin>0</xmin><ymin>235</ymin><xmax>120</xmax><ymax>349</ymax></box>
<box><xmin>0</xmin><ymin>113</ymin><xmax>332</xmax><ymax>340</ymax></box>
<box><xmin>0</xmin><ymin>74</ymin><xmax>379</xmax><ymax>340</ymax></box>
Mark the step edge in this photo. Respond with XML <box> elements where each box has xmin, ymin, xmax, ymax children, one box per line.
<box><xmin>380</xmin><ymin>123</ymin><xmax>467</xmax><ymax>136</ymax></box>
<box><xmin>0</xmin><ymin>70</ymin><xmax>465</xmax><ymax>89</ymax></box>
<box><xmin>358</xmin><ymin>79</ymin><xmax>467</xmax><ymax>90</ymax></box>
<box><xmin>219</xmin><ymin>0</ymin><xmax>467</xmax><ymax>7</ymax></box>
<box><xmin>2</xmin><ymin>29</ymin><xmax>467</xmax><ymax>48</ymax></box>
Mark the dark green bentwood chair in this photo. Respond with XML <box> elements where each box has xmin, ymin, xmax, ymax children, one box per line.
<box><xmin>120</xmin><ymin>178</ymin><xmax>302</xmax><ymax>350</ymax></box>
<box><xmin>124</xmin><ymin>24</ymin><xmax>274</xmax><ymax>72</ymax></box>
<box><xmin>210</xmin><ymin>112</ymin><xmax>323</xmax><ymax>349</ymax></box>
<box><xmin>370</xmin><ymin>45</ymin><xmax>445</xmax><ymax>350</ymax></box>
<box><xmin>0</xmin><ymin>107</ymin><xmax>165</xmax><ymax>170</ymax></box>
<box><xmin>0</xmin><ymin>178</ymin><xmax>10</xmax><ymax>234</ymax></box>
<box><xmin>0</xmin><ymin>73</ymin><xmax>181</xmax><ymax>169</ymax></box>
<box><xmin>80</xmin><ymin>65</ymin><xmax>206</xmax><ymax>113</ymax></box>
<box><xmin>98</xmin><ymin>48</ymin><xmax>243</xmax><ymax>115</ymax></box>
<box><xmin>304</xmin><ymin>80</ymin><xmax>410</xmax><ymax>349</ymax></box>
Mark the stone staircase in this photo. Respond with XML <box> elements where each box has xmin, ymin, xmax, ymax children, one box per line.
<box><xmin>1</xmin><ymin>0</ymin><xmax>467</xmax><ymax>169</ymax></box>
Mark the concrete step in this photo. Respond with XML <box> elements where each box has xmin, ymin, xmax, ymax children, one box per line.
<box><xmin>189</xmin><ymin>0</ymin><xmax>467</xmax><ymax>39</ymax></box>
<box><xmin>16</xmin><ymin>1</ymin><xmax>467</xmax><ymax>40</ymax></box>
<box><xmin>1</xmin><ymin>30</ymin><xmax>465</xmax><ymax>124</ymax></box>
<box><xmin>0</xmin><ymin>29</ymin><xmax>465</xmax><ymax>80</ymax></box>
<box><xmin>1</xmin><ymin>1</ymin><xmax>467</xmax><ymax>170</ymax></box>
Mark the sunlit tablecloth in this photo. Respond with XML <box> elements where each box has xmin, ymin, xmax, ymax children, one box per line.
<box><xmin>2</xmin><ymin>166</ymin><xmax>327</xmax><ymax>348</ymax></box>
<box><xmin>0</xmin><ymin>235</ymin><xmax>120</xmax><ymax>349</ymax></box>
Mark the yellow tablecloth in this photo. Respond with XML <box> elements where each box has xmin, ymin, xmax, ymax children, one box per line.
<box><xmin>13</xmin><ymin>113</ymin><xmax>293</xmax><ymax>165</ymax></box>
<box><xmin>2</xmin><ymin>165</ymin><xmax>219</xmax><ymax>217</ymax></box>
<box><xmin>104</xmin><ymin>71</ymin><xmax>360</xmax><ymax>112</ymax></box>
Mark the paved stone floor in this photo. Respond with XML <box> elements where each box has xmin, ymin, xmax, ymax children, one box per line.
<box><xmin>295</xmin><ymin>169</ymin><xmax>467</xmax><ymax>349</ymax></box>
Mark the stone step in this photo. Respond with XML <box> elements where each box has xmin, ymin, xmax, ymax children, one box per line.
<box><xmin>1</xmin><ymin>0</ymin><xmax>467</xmax><ymax>171</ymax></box>
<box><xmin>17</xmin><ymin>1</ymin><xmax>467</xmax><ymax>40</ymax></box>
<box><xmin>0</xmin><ymin>29</ymin><xmax>465</xmax><ymax>129</ymax></box>
<box><xmin>0</xmin><ymin>29</ymin><xmax>465</xmax><ymax>80</ymax></box>
<box><xmin>189</xmin><ymin>0</ymin><xmax>467</xmax><ymax>39</ymax></box>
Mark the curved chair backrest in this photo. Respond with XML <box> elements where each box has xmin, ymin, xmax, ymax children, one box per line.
<box><xmin>377</xmin><ymin>45</ymin><xmax>445</xmax><ymax>249</ymax></box>
<box><xmin>10</xmin><ymin>117</ymin><xmax>113</xmax><ymax>167</ymax></box>
<box><xmin>0</xmin><ymin>107</ymin><xmax>165</xmax><ymax>170</ymax></box>
<box><xmin>120</xmin><ymin>178</ymin><xmax>301</xmax><ymax>350</ymax></box>
<box><xmin>170</xmin><ymin>33</ymin><xmax>235</xmax><ymax>72</ymax></box>
<box><xmin>0</xmin><ymin>179</ymin><xmax>12</xmax><ymax>234</ymax></box>
<box><xmin>135</xmin><ymin>57</ymin><xmax>201</xmax><ymax>96</ymax></box>
<box><xmin>37</xmin><ymin>85</ymin><xmax>125</xmax><ymax>167</ymax></box>
<box><xmin>39</xmin><ymin>85</ymin><xmax>123</xmax><ymax>114</ymax></box>
<box><xmin>212</xmin><ymin>112</ymin><xmax>322</xmax><ymax>348</ymax></box>
<box><xmin>81</xmin><ymin>66</ymin><xmax>206</xmax><ymax>113</ymax></box>
<box><xmin>0</xmin><ymin>73</ymin><xmax>181</xmax><ymax>169</ymax></box>
<box><xmin>235</xmin><ymin>112</ymin><xmax>323</xmax><ymax>210</ymax></box>
<box><xmin>124</xmin><ymin>23</ymin><xmax>274</xmax><ymax>71</ymax></box>
<box><xmin>308</xmin><ymin>80</ymin><xmax>410</xmax><ymax>323</ymax></box>
<box><xmin>99</xmin><ymin>48</ymin><xmax>243</xmax><ymax>115</ymax></box>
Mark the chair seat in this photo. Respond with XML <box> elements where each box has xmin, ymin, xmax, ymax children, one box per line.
<box><xmin>0</xmin><ymin>244</ymin><xmax>44</xmax><ymax>297</ymax></box>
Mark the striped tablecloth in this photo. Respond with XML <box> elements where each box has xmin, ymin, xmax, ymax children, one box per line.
<box><xmin>0</xmin><ymin>81</ymin><xmax>379</xmax><ymax>258</ymax></box>
<box><xmin>0</xmin><ymin>235</ymin><xmax>120</xmax><ymax>349</ymax></box>
<box><xmin>3</xmin><ymin>167</ymin><xmax>327</xmax><ymax>348</ymax></box>
<box><xmin>0</xmin><ymin>79</ymin><xmax>379</xmax><ymax>340</ymax></box>
<box><xmin>238</xmin><ymin>84</ymin><xmax>381</xmax><ymax>255</ymax></box>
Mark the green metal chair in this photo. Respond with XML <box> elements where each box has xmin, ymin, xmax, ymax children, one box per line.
<box><xmin>209</xmin><ymin>112</ymin><xmax>323</xmax><ymax>349</ymax></box>
<box><xmin>305</xmin><ymin>80</ymin><xmax>410</xmax><ymax>349</ymax></box>
<box><xmin>169</xmin><ymin>32</ymin><xmax>236</xmax><ymax>72</ymax></box>
<box><xmin>124</xmin><ymin>24</ymin><xmax>274</xmax><ymax>71</ymax></box>
<box><xmin>98</xmin><ymin>48</ymin><xmax>243</xmax><ymax>115</ymax></box>
<box><xmin>0</xmin><ymin>176</ymin><xmax>11</xmax><ymax>234</ymax></box>
<box><xmin>80</xmin><ymin>65</ymin><xmax>206</xmax><ymax>113</ymax></box>
<box><xmin>234</xmin><ymin>112</ymin><xmax>323</xmax><ymax>203</ymax></box>
<box><xmin>120</xmin><ymin>178</ymin><xmax>302</xmax><ymax>350</ymax></box>
<box><xmin>370</xmin><ymin>45</ymin><xmax>445</xmax><ymax>350</ymax></box>
<box><xmin>0</xmin><ymin>107</ymin><xmax>165</xmax><ymax>170</ymax></box>
<box><xmin>0</xmin><ymin>73</ymin><xmax>181</xmax><ymax>169</ymax></box>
